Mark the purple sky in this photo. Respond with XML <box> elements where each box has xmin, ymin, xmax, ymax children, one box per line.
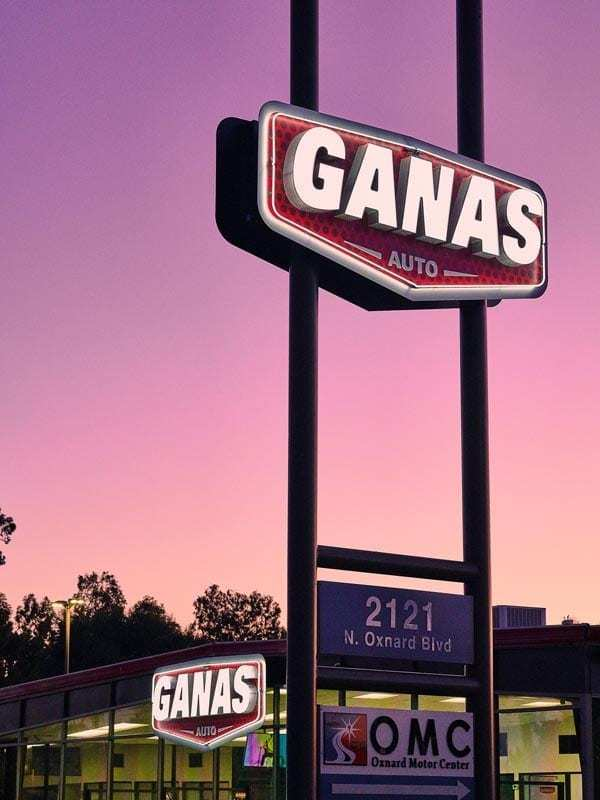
<box><xmin>3</xmin><ymin>1</ymin><xmax>600</xmax><ymax>626</ymax></box>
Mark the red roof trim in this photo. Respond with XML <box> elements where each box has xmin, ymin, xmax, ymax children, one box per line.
<box><xmin>494</xmin><ymin>623</ymin><xmax>600</xmax><ymax>648</ymax></box>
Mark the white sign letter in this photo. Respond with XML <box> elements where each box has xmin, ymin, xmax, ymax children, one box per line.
<box><xmin>283</xmin><ymin>127</ymin><xmax>346</xmax><ymax>212</ymax></box>
<box><xmin>190</xmin><ymin>670</ymin><xmax>213</xmax><ymax>718</ymax></box>
<box><xmin>498</xmin><ymin>188</ymin><xmax>543</xmax><ymax>266</ymax></box>
<box><xmin>339</xmin><ymin>144</ymin><xmax>397</xmax><ymax>230</ymax></box>
<box><xmin>211</xmin><ymin>668</ymin><xmax>232</xmax><ymax>716</ymax></box>
<box><xmin>152</xmin><ymin>676</ymin><xmax>172</xmax><ymax>722</ymax></box>
<box><xmin>397</xmin><ymin>156</ymin><xmax>454</xmax><ymax>243</ymax></box>
<box><xmin>169</xmin><ymin>674</ymin><xmax>190</xmax><ymax>720</ymax></box>
<box><xmin>449</xmin><ymin>175</ymin><xmax>500</xmax><ymax>258</ymax></box>
<box><xmin>232</xmin><ymin>664</ymin><xmax>258</xmax><ymax>715</ymax></box>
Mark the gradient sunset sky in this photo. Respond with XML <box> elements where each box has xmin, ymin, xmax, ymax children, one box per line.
<box><xmin>3</xmin><ymin>1</ymin><xmax>599</xmax><ymax>627</ymax></box>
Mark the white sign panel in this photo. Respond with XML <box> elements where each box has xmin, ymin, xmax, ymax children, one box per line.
<box><xmin>320</xmin><ymin>706</ymin><xmax>474</xmax><ymax>800</ymax></box>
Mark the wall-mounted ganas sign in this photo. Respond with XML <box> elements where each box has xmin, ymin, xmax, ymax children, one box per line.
<box><xmin>152</xmin><ymin>655</ymin><xmax>266</xmax><ymax>750</ymax></box>
<box><xmin>258</xmin><ymin>102</ymin><xmax>547</xmax><ymax>302</ymax></box>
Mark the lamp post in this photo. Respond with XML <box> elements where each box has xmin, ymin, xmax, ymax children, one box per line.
<box><xmin>52</xmin><ymin>598</ymin><xmax>83</xmax><ymax>674</ymax></box>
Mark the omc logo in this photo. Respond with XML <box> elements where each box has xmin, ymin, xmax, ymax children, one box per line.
<box><xmin>322</xmin><ymin>713</ymin><xmax>367</xmax><ymax>766</ymax></box>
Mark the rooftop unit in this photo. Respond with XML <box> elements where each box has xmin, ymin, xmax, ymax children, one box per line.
<box><xmin>493</xmin><ymin>605</ymin><xmax>547</xmax><ymax>629</ymax></box>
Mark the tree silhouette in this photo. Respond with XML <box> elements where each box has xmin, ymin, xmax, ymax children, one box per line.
<box><xmin>3</xmin><ymin>575</ymin><xmax>285</xmax><ymax>686</ymax></box>
<box><xmin>125</xmin><ymin>596</ymin><xmax>193</xmax><ymax>658</ymax></box>
<box><xmin>191</xmin><ymin>584</ymin><xmax>286</xmax><ymax>642</ymax></box>
<box><xmin>0</xmin><ymin>509</ymin><xmax>16</xmax><ymax>566</ymax></box>
<box><xmin>69</xmin><ymin>572</ymin><xmax>128</xmax><ymax>670</ymax></box>
<box><xmin>69</xmin><ymin>575</ymin><xmax>191</xmax><ymax>670</ymax></box>
<box><xmin>74</xmin><ymin>571</ymin><xmax>126</xmax><ymax>616</ymax></box>
<box><xmin>12</xmin><ymin>594</ymin><xmax>61</xmax><ymax>683</ymax></box>
<box><xmin>0</xmin><ymin>594</ymin><xmax>16</xmax><ymax>687</ymax></box>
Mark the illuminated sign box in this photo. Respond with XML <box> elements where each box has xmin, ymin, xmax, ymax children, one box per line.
<box><xmin>258</xmin><ymin>102</ymin><xmax>547</xmax><ymax>302</ymax></box>
<box><xmin>152</xmin><ymin>655</ymin><xmax>266</xmax><ymax>751</ymax></box>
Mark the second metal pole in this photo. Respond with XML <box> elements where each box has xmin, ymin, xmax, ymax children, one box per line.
<box><xmin>457</xmin><ymin>2</ymin><xmax>496</xmax><ymax>799</ymax></box>
<box><xmin>286</xmin><ymin>4</ymin><xmax>319</xmax><ymax>800</ymax></box>
<box><xmin>65</xmin><ymin>603</ymin><xmax>71</xmax><ymax>674</ymax></box>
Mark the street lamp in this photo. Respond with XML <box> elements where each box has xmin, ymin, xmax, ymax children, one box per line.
<box><xmin>52</xmin><ymin>598</ymin><xmax>84</xmax><ymax>674</ymax></box>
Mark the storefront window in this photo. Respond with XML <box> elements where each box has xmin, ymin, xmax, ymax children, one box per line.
<box><xmin>347</xmin><ymin>691</ymin><xmax>412</xmax><ymax>709</ymax></box>
<box><xmin>499</xmin><ymin>697</ymin><xmax>573</xmax><ymax>711</ymax></box>
<box><xmin>499</xmin><ymin>703</ymin><xmax>582</xmax><ymax>800</ymax></box>
<box><xmin>275</xmin><ymin>689</ymin><xmax>286</xmax><ymax>723</ymax></box>
<box><xmin>64</xmin><ymin>740</ymin><xmax>108</xmax><ymax>800</ymax></box>
<box><xmin>419</xmin><ymin>696</ymin><xmax>466</xmax><ymax>712</ymax></box>
<box><xmin>316</xmin><ymin>691</ymin><xmax>339</xmax><ymax>707</ymax></box>
<box><xmin>114</xmin><ymin>704</ymin><xmax>154</xmax><ymax>737</ymax></box>
<box><xmin>163</xmin><ymin>743</ymin><xmax>220</xmax><ymax>800</ymax></box>
<box><xmin>67</xmin><ymin>712</ymin><xmax>110</xmax><ymax>740</ymax></box>
<box><xmin>0</xmin><ymin>737</ymin><xmax>18</xmax><ymax>800</ymax></box>
<box><xmin>22</xmin><ymin>742</ymin><xmax>61</xmax><ymax>800</ymax></box>
<box><xmin>113</xmin><ymin>734</ymin><xmax>159</xmax><ymax>799</ymax></box>
<box><xmin>22</xmin><ymin>724</ymin><xmax>63</xmax><ymax>745</ymax></box>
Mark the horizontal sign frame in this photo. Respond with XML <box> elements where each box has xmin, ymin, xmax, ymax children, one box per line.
<box><xmin>318</xmin><ymin>581</ymin><xmax>474</xmax><ymax>665</ymax></box>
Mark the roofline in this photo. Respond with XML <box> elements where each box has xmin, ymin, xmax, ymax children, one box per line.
<box><xmin>2</xmin><ymin>625</ymin><xmax>600</xmax><ymax>705</ymax></box>
<box><xmin>494</xmin><ymin>623</ymin><xmax>600</xmax><ymax>648</ymax></box>
<box><xmin>0</xmin><ymin>639</ymin><xmax>286</xmax><ymax>704</ymax></box>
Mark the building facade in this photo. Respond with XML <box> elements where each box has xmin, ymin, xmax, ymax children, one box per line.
<box><xmin>1</xmin><ymin>627</ymin><xmax>599</xmax><ymax>800</ymax></box>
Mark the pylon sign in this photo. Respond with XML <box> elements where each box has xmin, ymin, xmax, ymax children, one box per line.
<box><xmin>258</xmin><ymin>102</ymin><xmax>547</xmax><ymax>302</ymax></box>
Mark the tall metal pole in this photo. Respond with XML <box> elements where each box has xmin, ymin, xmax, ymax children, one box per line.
<box><xmin>64</xmin><ymin>603</ymin><xmax>72</xmax><ymax>674</ymax></box>
<box><xmin>456</xmin><ymin>3</ymin><xmax>496</xmax><ymax>799</ymax></box>
<box><xmin>579</xmin><ymin>693</ymin><xmax>595</xmax><ymax>800</ymax></box>
<box><xmin>287</xmin><ymin>4</ymin><xmax>319</xmax><ymax>800</ymax></box>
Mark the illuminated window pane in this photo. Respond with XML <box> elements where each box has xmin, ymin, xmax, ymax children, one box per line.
<box><xmin>64</xmin><ymin>740</ymin><xmax>108</xmax><ymax>800</ymax></box>
<box><xmin>67</xmin><ymin>712</ymin><xmax>110</xmax><ymax>740</ymax></box>
<box><xmin>0</xmin><ymin>744</ymin><xmax>18</xmax><ymax>800</ymax></box>
<box><xmin>114</xmin><ymin>704</ymin><xmax>153</xmax><ymax>737</ymax></box>
<box><xmin>275</xmin><ymin>687</ymin><xmax>287</xmax><ymax>723</ymax></box>
<box><xmin>499</xmin><ymin>708</ymin><xmax>581</xmax><ymax>800</ymax></box>
<box><xmin>22</xmin><ymin>743</ymin><xmax>61</xmax><ymax>800</ymax></box>
<box><xmin>22</xmin><ymin>723</ymin><xmax>63</xmax><ymax>744</ymax></box>
<box><xmin>347</xmin><ymin>691</ymin><xmax>412</xmax><ymax>709</ymax></box>
<box><xmin>163</xmin><ymin>744</ymin><xmax>220</xmax><ymax>800</ymax></box>
<box><xmin>419</xmin><ymin>695</ymin><xmax>466</xmax><ymax>712</ymax></box>
<box><xmin>317</xmin><ymin>691</ymin><xmax>339</xmax><ymax>706</ymax></box>
<box><xmin>498</xmin><ymin>696</ymin><xmax>572</xmax><ymax>711</ymax></box>
<box><xmin>112</xmin><ymin>735</ymin><xmax>158</xmax><ymax>798</ymax></box>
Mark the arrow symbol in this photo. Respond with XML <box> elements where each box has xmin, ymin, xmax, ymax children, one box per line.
<box><xmin>331</xmin><ymin>782</ymin><xmax>470</xmax><ymax>800</ymax></box>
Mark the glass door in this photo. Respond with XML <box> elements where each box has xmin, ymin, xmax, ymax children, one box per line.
<box><xmin>519</xmin><ymin>774</ymin><xmax>566</xmax><ymax>800</ymax></box>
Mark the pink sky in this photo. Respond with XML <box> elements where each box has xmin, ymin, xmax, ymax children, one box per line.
<box><xmin>2</xmin><ymin>1</ymin><xmax>599</xmax><ymax>627</ymax></box>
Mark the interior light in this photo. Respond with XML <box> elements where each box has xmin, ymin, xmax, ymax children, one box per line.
<box><xmin>264</xmin><ymin>712</ymin><xmax>287</xmax><ymax>722</ymax></box>
<box><xmin>519</xmin><ymin>700</ymin><xmax>561</xmax><ymax>708</ymax></box>
<box><xmin>68</xmin><ymin>722</ymin><xmax>145</xmax><ymax>739</ymax></box>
